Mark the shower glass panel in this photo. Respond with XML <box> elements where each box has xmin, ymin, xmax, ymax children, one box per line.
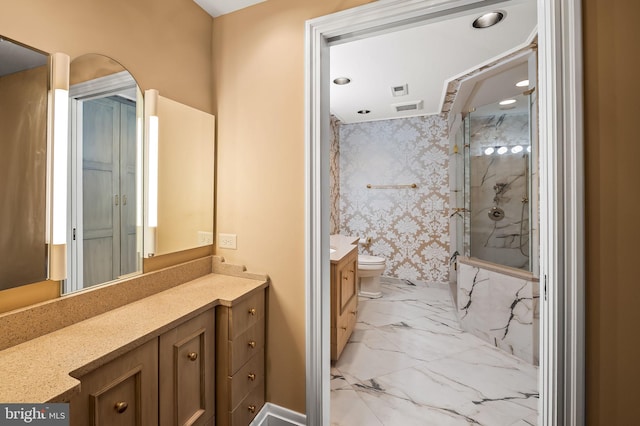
<box><xmin>464</xmin><ymin>94</ymin><xmax>533</xmax><ymax>271</ymax></box>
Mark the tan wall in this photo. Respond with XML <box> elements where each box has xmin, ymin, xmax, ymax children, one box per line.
<box><xmin>584</xmin><ymin>0</ymin><xmax>640</xmax><ymax>424</ymax></box>
<box><xmin>212</xmin><ymin>0</ymin><xmax>373</xmax><ymax>412</ymax></box>
<box><xmin>0</xmin><ymin>0</ymin><xmax>213</xmax><ymax>113</ymax></box>
<box><xmin>0</xmin><ymin>280</ymin><xmax>60</xmax><ymax>314</ymax></box>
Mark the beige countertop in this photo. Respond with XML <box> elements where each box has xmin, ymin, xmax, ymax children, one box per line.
<box><xmin>0</xmin><ymin>272</ymin><xmax>268</xmax><ymax>403</ymax></box>
<box><xmin>330</xmin><ymin>234</ymin><xmax>359</xmax><ymax>263</ymax></box>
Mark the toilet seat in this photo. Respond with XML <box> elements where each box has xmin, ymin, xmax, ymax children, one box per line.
<box><xmin>358</xmin><ymin>255</ymin><xmax>385</xmax><ymax>266</ymax></box>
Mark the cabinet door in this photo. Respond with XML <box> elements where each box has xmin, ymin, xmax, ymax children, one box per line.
<box><xmin>338</xmin><ymin>253</ymin><xmax>357</xmax><ymax>313</ymax></box>
<box><xmin>159</xmin><ymin>309</ymin><xmax>215</xmax><ymax>426</ymax></box>
<box><xmin>70</xmin><ymin>339</ymin><xmax>158</xmax><ymax>426</ymax></box>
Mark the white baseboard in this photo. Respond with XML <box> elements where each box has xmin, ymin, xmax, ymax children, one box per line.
<box><xmin>249</xmin><ymin>403</ymin><xmax>306</xmax><ymax>426</ymax></box>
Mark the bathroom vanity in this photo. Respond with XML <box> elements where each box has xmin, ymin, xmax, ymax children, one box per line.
<box><xmin>0</xmin><ymin>256</ymin><xmax>268</xmax><ymax>426</ymax></box>
<box><xmin>329</xmin><ymin>235</ymin><xmax>359</xmax><ymax>361</ymax></box>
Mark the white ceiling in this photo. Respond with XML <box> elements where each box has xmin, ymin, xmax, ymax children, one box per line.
<box><xmin>330</xmin><ymin>0</ymin><xmax>537</xmax><ymax>124</ymax></box>
<box><xmin>193</xmin><ymin>0</ymin><xmax>267</xmax><ymax>17</ymax></box>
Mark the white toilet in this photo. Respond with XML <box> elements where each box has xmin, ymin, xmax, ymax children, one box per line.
<box><xmin>358</xmin><ymin>255</ymin><xmax>386</xmax><ymax>298</ymax></box>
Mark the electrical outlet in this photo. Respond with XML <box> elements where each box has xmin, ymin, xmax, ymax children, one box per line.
<box><xmin>219</xmin><ymin>233</ymin><xmax>237</xmax><ymax>249</ymax></box>
<box><xmin>197</xmin><ymin>231</ymin><xmax>213</xmax><ymax>245</ymax></box>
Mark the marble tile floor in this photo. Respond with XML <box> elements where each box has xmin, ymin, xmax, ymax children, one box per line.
<box><xmin>331</xmin><ymin>279</ymin><xmax>539</xmax><ymax>426</ymax></box>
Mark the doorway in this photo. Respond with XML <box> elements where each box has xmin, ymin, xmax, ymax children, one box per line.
<box><xmin>304</xmin><ymin>0</ymin><xmax>584</xmax><ymax>425</ymax></box>
<box><xmin>66</xmin><ymin>71</ymin><xmax>142</xmax><ymax>293</ymax></box>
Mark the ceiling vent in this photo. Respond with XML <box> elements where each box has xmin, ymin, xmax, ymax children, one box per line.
<box><xmin>393</xmin><ymin>100</ymin><xmax>424</xmax><ymax>112</ymax></box>
<box><xmin>391</xmin><ymin>84</ymin><xmax>409</xmax><ymax>97</ymax></box>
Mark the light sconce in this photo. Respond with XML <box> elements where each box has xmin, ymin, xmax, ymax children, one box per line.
<box><xmin>49</xmin><ymin>53</ymin><xmax>70</xmax><ymax>281</ymax></box>
<box><xmin>144</xmin><ymin>89</ymin><xmax>159</xmax><ymax>257</ymax></box>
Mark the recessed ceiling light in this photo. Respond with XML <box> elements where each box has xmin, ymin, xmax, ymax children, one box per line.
<box><xmin>499</xmin><ymin>99</ymin><xmax>517</xmax><ymax>106</ymax></box>
<box><xmin>357</xmin><ymin>109</ymin><xmax>370</xmax><ymax>115</ymax></box>
<box><xmin>511</xmin><ymin>145</ymin><xmax>524</xmax><ymax>153</ymax></box>
<box><xmin>516</xmin><ymin>79</ymin><xmax>529</xmax><ymax>87</ymax></box>
<box><xmin>497</xmin><ymin>146</ymin><xmax>508</xmax><ymax>155</ymax></box>
<box><xmin>484</xmin><ymin>147</ymin><xmax>495</xmax><ymax>155</ymax></box>
<box><xmin>333</xmin><ymin>77</ymin><xmax>351</xmax><ymax>85</ymax></box>
<box><xmin>472</xmin><ymin>11</ymin><xmax>505</xmax><ymax>29</ymax></box>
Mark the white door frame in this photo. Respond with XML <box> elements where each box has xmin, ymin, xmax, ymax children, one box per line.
<box><xmin>304</xmin><ymin>0</ymin><xmax>584</xmax><ymax>425</ymax></box>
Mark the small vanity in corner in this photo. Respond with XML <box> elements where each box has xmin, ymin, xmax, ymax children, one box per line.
<box><xmin>0</xmin><ymin>256</ymin><xmax>268</xmax><ymax>426</ymax></box>
<box><xmin>329</xmin><ymin>235</ymin><xmax>359</xmax><ymax>361</ymax></box>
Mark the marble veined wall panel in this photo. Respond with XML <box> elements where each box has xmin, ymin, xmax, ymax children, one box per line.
<box><xmin>469</xmin><ymin>113</ymin><xmax>531</xmax><ymax>270</ymax></box>
<box><xmin>457</xmin><ymin>260</ymin><xmax>539</xmax><ymax>365</ymax></box>
<box><xmin>330</xmin><ymin>115</ymin><xmax>340</xmax><ymax>235</ymax></box>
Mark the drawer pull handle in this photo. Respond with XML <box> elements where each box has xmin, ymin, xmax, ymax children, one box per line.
<box><xmin>248</xmin><ymin>340</ymin><xmax>257</xmax><ymax>348</ymax></box>
<box><xmin>351</xmin><ymin>310</ymin><xmax>357</xmax><ymax>315</ymax></box>
<box><xmin>248</xmin><ymin>405</ymin><xmax>257</xmax><ymax>414</ymax></box>
<box><xmin>248</xmin><ymin>372</ymin><xmax>256</xmax><ymax>381</ymax></box>
<box><xmin>248</xmin><ymin>308</ymin><xmax>257</xmax><ymax>316</ymax></box>
<box><xmin>187</xmin><ymin>352</ymin><xmax>198</xmax><ymax>361</ymax></box>
<box><xmin>343</xmin><ymin>276</ymin><xmax>349</xmax><ymax>281</ymax></box>
<box><xmin>340</xmin><ymin>326</ymin><xmax>347</xmax><ymax>331</ymax></box>
<box><xmin>114</xmin><ymin>401</ymin><xmax>128</xmax><ymax>414</ymax></box>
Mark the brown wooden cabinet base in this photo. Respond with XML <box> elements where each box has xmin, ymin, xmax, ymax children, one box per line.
<box><xmin>331</xmin><ymin>246</ymin><xmax>359</xmax><ymax>361</ymax></box>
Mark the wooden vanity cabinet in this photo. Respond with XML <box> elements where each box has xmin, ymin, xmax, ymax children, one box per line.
<box><xmin>159</xmin><ymin>309</ymin><xmax>215</xmax><ymax>426</ymax></box>
<box><xmin>70</xmin><ymin>309</ymin><xmax>215</xmax><ymax>426</ymax></box>
<box><xmin>331</xmin><ymin>246</ymin><xmax>358</xmax><ymax>361</ymax></box>
<box><xmin>216</xmin><ymin>289</ymin><xmax>266</xmax><ymax>426</ymax></box>
<box><xmin>70</xmin><ymin>339</ymin><xmax>159</xmax><ymax>426</ymax></box>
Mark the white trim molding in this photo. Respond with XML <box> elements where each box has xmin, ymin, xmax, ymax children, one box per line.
<box><xmin>537</xmin><ymin>0</ymin><xmax>584</xmax><ymax>424</ymax></box>
<box><xmin>250</xmin><ymin>403</ymin><xmax>306</xmax><ymax>426</ymax></box>
<box><xmin>304</xmin><ymin>1</ymin><xmax>584</xmax><ymax>425</ymax></box>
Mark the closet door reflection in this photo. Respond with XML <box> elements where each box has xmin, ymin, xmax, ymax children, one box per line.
<box><xmin>66</xmin><ymin>54</ymin><xmax>143</xmax><ymax>294</ymax></box>
<box><xmin>81</xmin><ymin>97</ymin><xmax>137</xmax><ymax>286</ymax></box>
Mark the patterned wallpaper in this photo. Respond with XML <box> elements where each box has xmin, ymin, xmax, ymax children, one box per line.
<box><xmin>332</xmin><ymin>115</ymin><xmax>451</xmax><ymax>283</ymax></box>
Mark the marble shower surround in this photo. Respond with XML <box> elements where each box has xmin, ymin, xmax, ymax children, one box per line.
<box><xmin>335</xmin><ymin>115</ymin><xmax>450</xmax><ymax>283</ymax></box>
<box><xmin>469</xmin><ymin>113</ymin><xmax>531</xmax><ymax>270</ymax></box>
<box><xmin>456</xmin><ymin>258</ymin><xmax>539</xmax><ymax>365</ymax></box>
<box><xmin>330</xmin><ymin>115</ymin><xmax>340</xmax><ymax>235</ymax></box>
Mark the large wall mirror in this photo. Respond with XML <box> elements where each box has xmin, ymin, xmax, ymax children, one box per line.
<box><xmin>149</xmin><ymin>94</ymin><xmax>215</xmax><ymax>257</ymax></box>
<box><xmin>0</xmin><ymin>36</ymin><xmax>49</xmax><ymax>291</ymax></box>
<box><xmin>0</xmin><ymin>44</ymin><xmax>215</xmax><ymax>298</ymax></box>
<box><xmin>65</xmin><ymin>54</ymin><xmax>144</xmax><ymax>294</ymax></box>
<box><xmin>62</xmin><ymin>54</ymin><xmax>215</xmax><ymax>295</ymax></box>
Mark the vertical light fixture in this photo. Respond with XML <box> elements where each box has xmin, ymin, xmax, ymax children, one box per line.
<box><xmin>49</xmin><ymin>53</ymin><xmax>70</xmax><ymax>281</ymax></box>
<box><xmin>144</xmin><ymin>89</ymin><xmax>159</xmax><ymax>257</ymax></box>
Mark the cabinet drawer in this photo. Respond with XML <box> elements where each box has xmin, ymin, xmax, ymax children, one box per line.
<box><xmin>229</xmin><ymin>290</ymin><xmax>265</xmax><ymax>340</ymax></box>
<box><xmin>71</xmin><ymin>339</ymin><xmax>158</xmax><ymax>426</ymax></box>
<box><xmin>229</xmin><ymin>381</ymin><xmax>265</xmax><ymax>426</ymax></box>
<box><xmin>228</xmin><ymin>349</ymin><xmax>264</xmax><ymax>410</ymax></box>
<box><xmin>228</xmin><ymin>319</ymin><xmax>265</xmax><ymax>374</ymax></box>
<box><xmin>336</xmin><ymin>297</ymin><xmax>358</xmax><ymax>358</ymax></box>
